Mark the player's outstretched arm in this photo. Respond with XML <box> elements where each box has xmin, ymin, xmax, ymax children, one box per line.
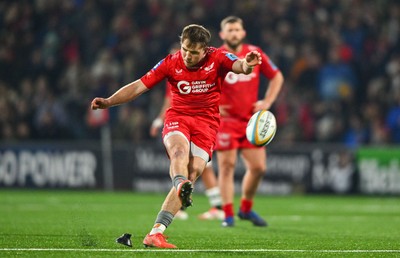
<box><xmin>232</xmin><ymin>50</ymin><xmax>262</xmax><ymax>75</ymax></box>
<box><xmin>91</xmin><ymin>79</ymin><xmax>149</xmax><ymax>110</ymax></box>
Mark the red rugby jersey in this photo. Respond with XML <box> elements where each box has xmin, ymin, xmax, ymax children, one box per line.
<box><xmin>220</xmin><ymin>44</ymin><xmax>279</xmax><ymax>121</ymax></box>
<box><xmin>141</xmin><ymin>47</ymin><xmax>238</xmax><ymax>118</ymax></box>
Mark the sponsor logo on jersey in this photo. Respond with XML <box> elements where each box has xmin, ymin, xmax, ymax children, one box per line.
<box><xmin>177</xmin><ymin>81</ymin><xmax>191</xmax><ymax>94</ymax></box>
<box><xmin>225</xmin><ymin>53</ymin><xmax>238</xmax><ymax>61</ymax></box>
<box><xmin>203</xmin><ymin>62</ymin><xmax>214</xmax><ymax>72</ymax></box>
<box><xmin>152</xmin><ymin>59</ymin><xmax>164</xmax><ymax>70</ymax></box>
<box><xmin>175</xmin><ymin>69</ymin><xmax>183</xmax><ymax>74</ymax></box>
<box><xmin>177</xmin><ymin>80</ymin><xmax>216</xmax><ymax>94</ymax></box>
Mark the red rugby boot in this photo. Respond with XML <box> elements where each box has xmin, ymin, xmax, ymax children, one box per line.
<box><xmin>143</xmin><ymin>233</ymin><xmax>177</xmax><ymax>248</ymax></box>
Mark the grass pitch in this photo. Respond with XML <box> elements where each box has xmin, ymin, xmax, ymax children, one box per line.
<box><xmin>0</xmin><ymin>190</ymin><xmax>399</xmax><ymax>257</ymax></box>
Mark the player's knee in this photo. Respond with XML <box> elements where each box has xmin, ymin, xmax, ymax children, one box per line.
<box><xmin>250</xmin><ymin>165</ymin><xmax>266</xmax><ymax>176</ymax></box>
<box><xmin>170</xmin><ymin>145</ymin><xmax>188</xmax><ymax>159</ymax></box>
<box><xmin>219</xmin><ymin>160</ymin><xmax>235</xmax><ymax>176</ymax></box>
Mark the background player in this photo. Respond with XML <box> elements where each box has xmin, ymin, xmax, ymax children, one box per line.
<box><xmin>215</xmin><ymin>16</ymin><xmax>284</xmax><ymax>227</ymax></box>
<box><xmin>91</xmin><ymin>24</ymin><xmax>261</xmax><ymax>248</ymax></box>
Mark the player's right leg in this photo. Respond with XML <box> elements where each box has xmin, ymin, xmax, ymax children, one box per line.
<box><xmin>217</xmin><ymin>149</ymin><xmax>238</xmax><ymax>227</ymax></box>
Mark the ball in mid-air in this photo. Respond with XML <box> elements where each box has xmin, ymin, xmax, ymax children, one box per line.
<box><xmin>246</xmin><ymin>110</ymin><xmax>277</xmax><ymax>146</ymax></box>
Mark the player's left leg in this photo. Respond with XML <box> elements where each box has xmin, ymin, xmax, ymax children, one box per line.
<box><xmin>141</xmin><ymin>187</ymin><xmax>182</xmax><ymax>248</ymax></box>
<box><xmin>142</xmin><ymin>133</ymin><xmax>192</xmax><ymax>248</ymax></box>
<box><xmin>143</xmin><ymin>117</ymin><xmax>215</xmax><ymax>248</ymax></box>
<box><xmin>142</xmin><ymin>149</ymin><xmax>206</xmax><ymax>248</ymax></box>
<box><xmin>239</xmin><ymin>147</ymin><xmax>268</xmax><ymax>227</ymax></box>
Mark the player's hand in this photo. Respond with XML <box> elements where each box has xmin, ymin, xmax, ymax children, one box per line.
<box><xmin>149</xmin><ymin>118</ymin><xmax>163</xmax><ymax>137</ymax></box>
<box><xmin>253</xmin><ymin>100</ymin><xmax>272</xmax><ymax>113</ymax></box>
<box><xmin>245</xmin><ymin>51</ymin><xmax>262</xmax><ymax>67</ymax></box>
<box><xmin>91</xmin><ymin>97</ymin><xmax>111</xmax><ymax>110</ymax></box>
<box><xmin>219</xmin><ymin>105</ymin><xmax>231</xmax><ymax>117</ymax></box>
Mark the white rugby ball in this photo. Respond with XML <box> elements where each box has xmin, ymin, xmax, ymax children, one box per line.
<box><xmin>246</xmin><ymin>110</ymin><xmax>277</xmax><ymax>146</ymax></box>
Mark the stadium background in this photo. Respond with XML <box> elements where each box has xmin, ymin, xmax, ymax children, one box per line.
<box><xmin>0</xmin><ymin>0</ymin><xmax>399</xmax><ymax>195</ymax></box>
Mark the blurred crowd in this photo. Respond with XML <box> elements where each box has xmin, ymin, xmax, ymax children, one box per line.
<box><xmin>0</xmin><ymin>0</ymin><xmax>399</xmax><ymax>147</ymax></box>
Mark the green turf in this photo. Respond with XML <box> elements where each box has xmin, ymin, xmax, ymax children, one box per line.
<box><xmin>0</xmin><ymin>190</ymin><xmax>399</xmax><ymax>257</ymax></box>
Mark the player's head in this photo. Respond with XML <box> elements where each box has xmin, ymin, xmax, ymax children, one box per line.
<box><xmin>179</xmin><ymin>24</ymin><xmax>211</xmax><ymax>67</ymax></box>
<box><xmin>219</xmin><ymin>16</ymin><xmax>246</xmax><ymax>51</ymax></box>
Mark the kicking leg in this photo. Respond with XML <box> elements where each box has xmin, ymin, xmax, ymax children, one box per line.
<box><xmin>142</xmin><ymin>134</ymin><xmax>191</xmax><ymax>248</ymax></box>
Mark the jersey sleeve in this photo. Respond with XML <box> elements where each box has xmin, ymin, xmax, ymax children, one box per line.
<box><xmin>260</xmin><ymin>51</ymin><xmax>280</xmax><ymax>79</ymax></box>
<box><xmin>140</xmin><ymin>55</ymin><xmax>170</xmax><ymax>89</ymax></box>
<box><xmin>217</xmin><ymin>50</ymin><xmax>239</xmax><ymax>74</ymax></box>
